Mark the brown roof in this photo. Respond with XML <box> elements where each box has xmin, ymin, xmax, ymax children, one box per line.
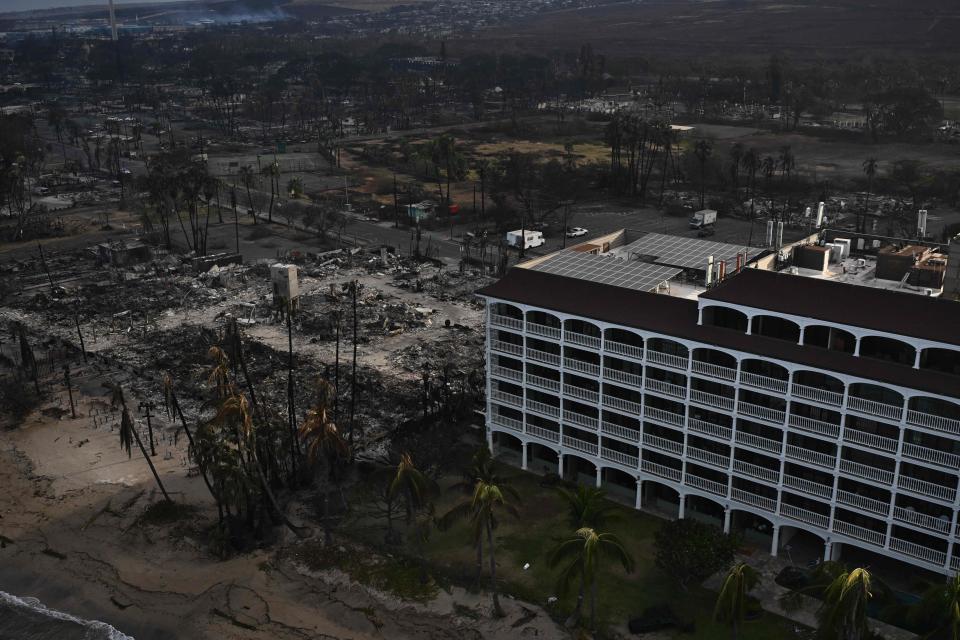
<box><xmin>700</xmin><ymin>267</ymin><xmax>960</xmax><ymax>347</ymax></box>
<box><xmin>477</xmin><ymin>267</ymin><xmax>960</xmax><ymax>399</ymax></box>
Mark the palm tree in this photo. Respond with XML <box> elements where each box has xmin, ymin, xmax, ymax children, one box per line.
<box><xmin>556</xmin><ymin>485</ymin><xmax>617</xmax><ymax>530</ymax></box>
<box><xmin>714</xmin><ymin>562</ymin><xmax>760</xmax><ymax>639</ymax></box>
<box><xmin>694</xmin><ymin>139</ymin><xmax>713</xmax><ymax>209</ymax></box>
<box><xmin>861</xmin><ymin>157</ymin><xmax>878</xmax><ymax>234</ymax></box>
<box><xmin>729</xmin><ymin>142</ymin><xmax>744</xmax><ymax>197</ymax></box>
<box><xmin>914</xmin><ymin>573</ymin><xmax>960</xmax><ymax>640</ymax></box>
<box><xmin>818</xmin><ymin>567</ymin><xmax>873</xmax><ymax>640</ymax></box>
<box><xmin>287</xmin><ymin>176</ymin><xmax>304</xmax><ymax>199</ymax></box>
<box><xmin>549</xmin><ymin>527</ymin><xmax>635</xmax><ymax>629</ymax></box>
<box><xmin>238</xmin><ymin>165</ymin><xmax>257</xmax><ymax>223</ymax></box>
<box><xmin>742</xmin><ymin>148</ymin><xmax>761</xmax><ymax>246</ymax></box>
<box><xmin>443</xmin><ymin>444</ymin><xmax>495</xmax><ymax>580</ymax></box>
<box><xmin>779</xmin><ymin>145</ymin><xmax>795</xmax><ymax>183</ymax></box>
<box><xmin>299</xmin><ymin>379</ymin><xmax>348</xmax><ymax>544</ymax></box>
<box><xmin>389</xmin><ymin>452</ymin><xmax>434</xmax><ymax>526</ymax></box>
<box><xmin>262</xmin><ymin>161</ymin><xmax>280</xmax><ymax>223</ymax></box>
<box><xmin>110</xmin><ymin>384</ymin><xmax>172</xmax><ymax>502</ymax></box>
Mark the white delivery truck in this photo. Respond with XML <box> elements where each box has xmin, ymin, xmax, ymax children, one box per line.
<box><xmin>689</xmin><ymin>209</ymin><xmax>717</xmax><ymax>229</ymax></box>
<box><xmin>506</xmin><ymin>229</ymin><xmax>545</xmax><ymax>250</ymax></box>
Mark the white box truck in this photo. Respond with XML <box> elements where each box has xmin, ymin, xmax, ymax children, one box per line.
<box><xmin>689</xmin><ymin>209</ymin><xmax>717</xmax><ymax>229</ymax></box>
<box><xmin>506</xmin><ymin>229</ymin><xmax>545</xmax><ymax>250</ymax></box>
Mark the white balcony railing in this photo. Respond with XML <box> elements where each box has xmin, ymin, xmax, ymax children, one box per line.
<box><xmin>731</xmin><ymin>488</ymin><xmax>777</xmax><ymax>513</ymax></box>
<box><xmin>906</xmin><ymin>410</ymin><xmax>960</xmax><ymax>436</ymax></box>
<box><xmin>738</xmin><ymin>401</ymin><xmax>785</xmax><ymax>425</ymax></box>
<box><xmin>563</xmin><ymin>435</ymin><xmax>599</xmax><ymax>456</ymax></box>
<box><xmin>645</xmin><ymin>349</ymin><xmax>688</xmax><ymax>370</ymax></box>
<box><xmin>685</xmin><ymin>473</ymin><xmax>727</xmax><ymax>497</ymax></box>
<box><xmin>645</xmin><ymin>406</ymin><xmax>685</xmax><ymax>428</ymax></box>
<box><xmin>564</xmin><ymin>357</ymin><xmax>600</xmax><ymax>377</ymax></box>
<box><xmin>788</xmin><ymin>414</ymin><xmax>841</xmax><ymax>438</ymax></box>
<box><xmin>892</xmin><ymin>506</ymin><xmax>952</xmax><ymax>535</ymax></box>
<box><xmin>836</xmin><ymin>490</ymin><xmax>889</xmax><ymax>517</ymax></box>
<box><xmin>526</xmin><ymin>347</ymin><xmax>560</xmax><ymax>366</ymax></box>
<box><xmin>889</xmin><ymin>538</ymin><xmax>947</xmax><ymax>567</ymax></box>
<box><xmin>791</xmin><ymin>383</ymin><xmax>843</xmax><ymax>407</ymax></box>
<box><xmin>691</xmin><ymin>360</ymin><xmax>737</xmax><ymax>382</ymax></box>
<box><xmin>491</xmin><ymin>414</ymin><xmax>523</xmax><ymax>432</ymax></box>
<box><xmin>527</xmin><ymin>424</ymin><xmax>559</xmax><ymax>443</ymax></box>
<box><xmin>602</xmin><ymin>395</ymin><xmax>642</xmax><ymax>416</ymax></box>
<box><xmin>526</xmin><ymin>399</ymin><xmax>560</xmax><ymax>418</ymax></box>
<box><xmin>565</xmin><ymin>331</ymin><xmax>601</xmax><ymax>350</ymax></box>
<box><xmin>732</xmin><ymin>459</ymin><xmax>780</xmax><ymax>484</ymax></box>
<box><xmin>786</xmin><ymin>445</ymin><xmax>835</xmax><ymax>469</ymax></box>
<box><xmin>491</xmin><ymin>389</ymin><xmax>523</xmax><ymax>407</ymax></box>
<box><xmin>563</xmin><ymin>409</ymin><xmax>599</xmax><ymax>430</ymax></box>
<box><xmin>902</xmin><ymin>443</ymin><xmax>960</xmax><ymax>470</ymax></box>
<box><xmin>898</xmin><ymin>475</ymin><xmax>957</xmax><ymax>503</ymax></box>
<box><xmin>492</xmin><ymin>365</ymin><xmax>523</xmax><ymax>382</ymax></box>
<box><xmin>642</xmin><ymin>460</ymin><xmax>682</xmax><ymax>482</ymax></box>
<box><xmin>735</xmin><ymin>431</ymin><xmax>782</xmax><ymax>454</ymax></box>
<box><xmin>601</xmin><ymin>421</ymin><xmax>641</xmax><ymax>443</ymax></box>
<box><xmin>740</xmin><ymin>371</ymin><xmax>789</xmax><ymax>395</ymax></box>
<box><xmin>833</xmin><ymin>520</ymin><xmax>886</xmax><ymax>547</ymax></box>
<box><xmin>645</xmin><ymin>378</ymin><xmax>687</xmax><ymax>399</ymax></box>
<box><xmin>490</xmin><ymin>314</ymin><xmax>524</xmax><ymax>330</ymax></box>
<box><xmin>843</xmin><ymin>429</ymin><xmax>898</xmax><ymax>453</ymax></box>
<box><xmin>564</xmin><ymin>383</ymin><xmax>599</xmax><ymax>404</ymax></box>
<box><xmin>642</xmin><ymin>433</ymin><xmax>684</xmax><ymax>455</ymax></box>
<box><xmin>687</xmin><ymin>446</ymin><xmax>729</xmax><ymax>469</ymax></box>
<box><xmin>781</xmin><ymin>503</ymin><xmax>830</xmax><ymax>529</ymax></box>
<box><xmin>602</xmin><ymin>448</ymin><xmax>639</xmax><ymax>469</ymax></box>
<box><xmin>604</xmin><ymin>340</ymin><xmax>644</xmax><ymax>361</ymax></box>
<box><xmin>492</xmin><ymin>340</ymin><xmax>524</xmax><ymax>356</ymax></box>
<box><xmin>526</xmin><ymin>322</ymin><xmax>561</xmax><ymax>340</ymax></box>
<box><xmin>690</xmin><ymin>389</ymin><xmax>735</xmax><ymax>411</ymax></box>
<box><xmin>526</xmin><ymin>373</ymin><xmax>560</xmax><ymax>392</ymax></box>
<box><xmin>839</xmin><ymin>459</ymin><xmax>894</xmax><ymax>485</ymax></box>
<box><xmin>783</xmin><ymin>474</ymin><xmax>833</xmax><ymax>499</ymax></box>
<box><xmin>688</xmin><ymin>418</ymin><xmax>732</xmax><ymax>441</ymax></box>
<box><xmin>603</xmin><ymin>368</ymin><xmax>643</xmax><ymax>388</ymax></box>
<box><xmin>847</xmin><ymin>396</ymin><xmax>903</xmax><ymax>421</ymax></box>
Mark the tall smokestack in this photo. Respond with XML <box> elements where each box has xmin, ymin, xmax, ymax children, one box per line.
<box><xmin>108</xmin><ymin>0</ymin><xmax>118</xmax><ymax>41</ymax></box>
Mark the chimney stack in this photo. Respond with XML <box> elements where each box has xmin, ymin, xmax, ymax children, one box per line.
<box><xmin>918</xmin><ymin>209</ymin><xmax>928</xmax><ymax>239</ymax></box>
<box><xmin>765</xmin><ymin>220</ymin><xmax>774</xmax><ymax>247</ymax></box>
<box><xmin>816</xmin><ymin>202</ymin><xmax>825</xmax><ymax>228</ymax></box>
<box><xmin>706</xmin><ymin>255</ymin><xmax>714</xmax><ymax>287</ymax></box>
<box><xmin>776</xmin><ymin>221</ymin><xmax>784</xmax><ymax>250</ymax></box>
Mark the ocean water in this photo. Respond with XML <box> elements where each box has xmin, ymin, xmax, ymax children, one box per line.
<box><xmin>0</xmin><ymin>591</ymin><xmax>134</xmax><ymax>640</ymax></box>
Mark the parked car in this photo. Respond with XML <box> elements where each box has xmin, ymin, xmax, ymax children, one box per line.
<box><xmin>566</xmin><ymin>227</ymin><xmax>588</xmax><ymax>238</ymax></box>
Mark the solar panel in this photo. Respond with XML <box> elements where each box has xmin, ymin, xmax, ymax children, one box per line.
<box><xmin>620</xmin><ymin>233</ymin><xmax>758</xmax><ymax>270</ymax></box>
<box><xmin>529</xmin><ymin>251</ymin><xmax>682</xmax><ymax>292</ymax></box>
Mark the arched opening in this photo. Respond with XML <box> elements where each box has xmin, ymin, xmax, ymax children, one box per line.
<box><xmin>753</xmin><ymin>315</ymin><xmax>801</xmax><ymax>343</ymax></box>
<box><xmin>641</xmin><ymin>480</ymin><xmax>681</xmax><ymax>519</ymax></box>
<box><xmin>563</xmin><ymin>453</ymin><xmax>597</xmax><ymax>486</ymax></box>
<box><xmin>740</xmin><ymin>358</ymin><xmax>789</xmax><ymax>395</ymax></box>
<box><xmin>859</xmin><ymin>336</ymin><xmax>917</xmax><ymax>367</ymax></box>
<box><xmin>834</xmin><ymin>543</ymin><xmax>946</xmax><ymax>587</ymax></box>
<box><xmin>600</xmin><ymin>467</ymin><xmax>637</xmax><ymax>507</ymax></box>
<box><xmin>702</xmin><ymin>305</ymin><xmax>748</xmax><ymax>332</ymax></box>
<box><xmin>684</xmin><ymin>494</ymin><xmax>725</xmax><ymax>529</ymax></box>
<box><xmin>907</xmin><ymin>396</ymin><xmax>960</xmax><ymax>431</ymax></box>
<box><xmin>604</xmin><ymin>328</ymin><xmax>644</xmax><ymax>360</ymax></box>
<box><xmin>692</xmin><ymin>347</ymin><xmax>738</xmax><ymax>382</ymax></box>
<box><xmin>527</xmin><ymin>442</ymin><xmax>559</xmax><ymax>475</ymax></box>
<box><xmin>492</xmin><ymin>431</ymin><xmax>523</xmax><ymax>467</ymax></box>
<box><xmin>646</xmin><ymin>337</ymin><xmax>689</xmax><ymax>369</ymax></box>
<box><xmin>526</xmin><ymin>309</ymin><xmax>561</xmax><ymax>339</ymax></box>
<box><xmin>919</xmin><ymin>347</ymin><xmax>960</xmax><ymax>376</ymax></box>
<box><xmin>778</xmin><ymin>526</ymin><xmax>827</xmax><ymax>566</ymax></box>
<box><xmin>730</xmin><ymin>509</ymin><xmax>774</xmax><ymax>550</ymax></box>
<box><xmin>564</xmin><ymin>318</ymin><xmax>601</xmax><ymax>349</ymax></box>
<box><xmin>803</xmin><ymin>324</ymin><xmax>856</xmax><ymax>353</ymax></box>
<box><xmin>848</xmin><ymin>383</ymin><xmax>904</xmax><ymax>420</ymax></box>
<box><xmin>491</xmin><ymin>302</ymin><xmax>524</xmax><ymax>320</ymax></box>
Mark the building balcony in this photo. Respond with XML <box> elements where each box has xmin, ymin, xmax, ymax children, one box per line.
<box><xmin>562</xmin><ymin>435</ymin><xmax>598</xmax><ymax>457</ymax></box>
<box><xmin>565</xmin><ymin>330</ymin><xmax>601</xmax><ymax>350</ymax></box>
<box><xmin>788</xmin><ymin>414</ymin><xmax>840</xmax><ymax>439</ymax></box>
<box><xmin>732</xmin><ymin>459</ymin><xmax>780</xmax><ymax>484</ymax></box>
<box><xmin>836</xmin><ymin>490</ymin><xmax>889</xmax><ymax>517</ymax></box>
<box><xmin>490</xmin><ymin>314</ymin><xmax>523</xmax><ymax>331</ymax></box>
<box><xmin>601</xmin><ymin>448</ymin><xmax>639</xmax><ymax>469</ymax></box>
<box><xmin>645</xmin><ymin>378</ymin><xmax>687</xmax><ymax>400</ymax></box>
<box><xmin>526</xmin><ymin>347</ymin><xmax>560</xmax><ymax>366</ymax></box>
<box><xmin>685</xmin><ymin>473</ymin><xmax>727</xmax><ymax>497</ymax></box>
<box><xmin>564</xmin><ymin>357</ymin><xmax>600</xmax><ymax>377</ymax></box>
<box><xmin>785</xmin><ymin>445</ymin><xmax>835</xmax><ymax>470</ymax></box>
<box><xmin>739</xmin><ymin>371</ymin><xmax>789</xmax><ymax>395</ymax></box>
<box><xmin>906</xmin><ymin>410</ymin><xmax>960</xmax><ymax>436</ymax></box>
<box><xmin>901</xmin><ymin>443</ymin><xmax>960</xmax><ymax>470</ymax></box>
<box><xmin>642</xmin><ymin>459</ymin><xmax>682</xmax><ymax>482</ymax></box>
<box><xmin>843</xmin><ymin>429</ymin><xmax>898</xmax><ymax>454</ymax></box>
<box><xmin>604</xmin><ymin>340</ymin><xmax>644</xmax><ymax>361</ymax></box>
<box><xmin>738</xmin><ymin>401</ymin><xmax>785</xmax><ymax>425</ymax></box>
<box><xmin>689</xmin><ymin>418</ymin><xmax>732</xmax><ymax>441</ymax></box>
<box><xmin>602</xmin><ymin>395</ymin><xmax>642</xmax><ymax>416</ymax></box>
<box><xmin>731</xmin><ymin>488</ymin><xmax>777</xmax><ymax>513</ymax></box>
<box><xmin>563</xmin><ymin>409</ymin><xmax>599</xmax><ymax>430</ymax></box>
<box><xmin>839</xmin><ymin>459</ymin><xmax>894</xmax><ymax>485</ymax></box>
<box><xmin>527</xmin><ymin>399</ymin><xmax>560</xmax><ymax>419</ymax></box>
<box><xmin>792</xmin><ymin>383</ymin><xmax>843</xmax><ymax>407</ymax></box>
<box><xmin>491</xmin><ymin>389</ymin><xmax>523</xmax><ymax>408</ymax></box>
<box><xmin>490</xmin><ymin>414</ymin><xmax>523</xmax><ymax>432</ymax></box>
<box><xmin>690</xmin><ymin>389</ymin><xmax>735</xmax><ymax>412</ymax></box>
<box><xmin>642</xmin><ymin>433</ymin><xmax>684</xmax><ymax>456</ymax></box>
<box><xmin>734</xmin><ymin>431</ymin><xmax>782</xmax><ymax>455</ymax></box>
<box><xmin>889</xmin><ymin>538</ymin><xmax>946</xmax><ymax>568</ymax></box>
<box><xmin>781</xmin><ymin>503</ymin><xmax>830</xmax><ymax>530</ymax></box>
<box><xmin>847</xmin><ymin>396</ymin><xmax>903</xmax><ymax>422</ymax></box>
<box><xmin>783</xmin><ymin>474</ymin><xmax>833</xmax><ymax>499</ymax></box>
<box><xmin>691</xmin><ymin>360</ymin><xmax>737</xmax><ymax>383</ymax></box>
<box><xmin>892</xmin><ymin>506</ymin><xmax>952</xmax><ymax>535</ymax></box>
<box><xmin>645</xmin><ymin>406</ymin><xmax>685</xmax><ymax>428</ymax></box>
<box><xmin>527</xmin><ymin>322</ymin><xmax>561</xmax><ymax>340</ymax></box>
<box><xmin>492</xmin><ymin>340</ymin><xmax>524</xmax><ymax>356</ymax></box>
<box><xmin>897</xmin><ymin>475</ymin><xmax>957</xmax><ymax>503</ymax></box>
<box><xmin>491</xmin><ymin>365</ymin><xmax>523</xmax><ymax>383</ymax></box>
<box><xmin>526</xmin><ymin>373</ymin><xmax>560</xmax><ymax>393</ymax></box>
<box><xmin>564</xmin><ymin>383</ymin><xmax>599</xmax><ymax>404</ymax></box>
<box><xmin>645</xmin><ymin>350</ymin><xmax>688</xmax><ymax>371</ymax></box>
<box><xmin>527</xmin><ymin>424</ymin><xmax>559</xmax><ymax>444</ymax></box>
<box><xmin>687</xmin><ymin>445</ymin><xmax>730</xmax><ymax>470</ymax></box>
<box><xmin>603</xmin><ymin>368</ymin><xmax>642</xmax><ymax>389</ymax></box>
<box><xmin>833</xmin><ymin>520</ymin><xmax>886</xmax><ymax>547</ymax></box>
<box><xmin>601</xmin><ymin>421</ymin><xmax>641</xmax><ymax>443</ymax></box>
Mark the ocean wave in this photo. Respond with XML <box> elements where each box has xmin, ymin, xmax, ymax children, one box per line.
<box><xmin>0</xmin><ymin>590</ymin><xmax>134</xmax><ymax>640</ymax></box>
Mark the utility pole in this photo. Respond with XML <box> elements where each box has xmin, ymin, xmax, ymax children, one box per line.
<box><xmin>393</xmin><ymin>172</ymin><xmax>399</xmax><ymax>229</ymax></box>
<box><xmin>63</xmin><ymin>365</ymin><xmax>76</xmax><ymax>419</ymax></box>
<box><xmin>348</xmin><ymin>280</ymin><xmax>360</xmax><ymax>453</ymax></box>
<box><xmin>333</xmin><ymin>301</ymin><xmax>341</xmax><ymax>424</ymax></box>
<box><xmin>286</xmin><ymin>300</ymin><xmax>299</xmax><ymax>477</ymax></box>
<box><xmin>139</xmin><ymin>400</ymin><xmax>156</xmax><ymax>456</ymax></box>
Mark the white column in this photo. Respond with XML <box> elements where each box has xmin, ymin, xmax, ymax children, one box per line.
<box><xmin>635</xmin><ymin>480</ymin><xmax>643</xmax><ymax>509</ymax></box>
<box><xmin>486</xmin><ymin>429</ymin><xmax>494</xmax><ymax>452</ymax></box>
<box><xmin>595</xmin><ymin>466</ymin><xmax>602</xmax><ymax>488</ymax></box>
<box><xmin>745</xmin><ymin>316</ymin><xmax>753</xmax><ymax>335</ymax></box>
<box><xmin>913</xmin><ymin>348</ymin><xmax>922</xmax><ymax>369</ymax></box>
<box><xmin>697</xmin><ymin>307</ymin><xmax>703</xmax><ymax>326</ymax></box>
<box><xmin>678</xmin><ymin>494</ymin><xmax>685</xmax><ymax>519</ymax></box>
<box><xmin>723</xmin><ymin>508</ymin><xmax>731</xmax><ymax>534</ymax></box>
<box><xmin>798</xmin><ymin>325</ymin><xmax>806</xmax><ymax>346</ymax></box>
<box><xmin>824</xmin><ymin>540</ymin><xmax>833</xmax><ymax>562</ymax></box>
<box><xmin>521</xmin><ymin>442</ymin><xmax>528</xmax><ymax>470</ymax></box>
<box><xmin>771</xmin><ymin>525</ymin><xmax>780</xmax><ymax>557</ymax></box>
<box><xmin>558</xmin><ymin>453</ymin><xmax>564</xmax><ymax>478</ymax></box>
<box><xmin>853</xmin><ymin>337</ymin><xmax>861</xmax><ymax>356</ymax></box>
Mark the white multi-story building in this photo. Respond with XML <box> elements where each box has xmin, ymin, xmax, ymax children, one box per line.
<box><xmin>479</xmin><ymin>229</ymin><xmax>960</xmax><ymax>574</ymax></box>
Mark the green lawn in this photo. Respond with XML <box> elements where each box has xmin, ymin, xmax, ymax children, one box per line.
<box><xmin>341</xmin><ymin>463</ymin><xmax>805</xmax><ymax>639</ymax></box>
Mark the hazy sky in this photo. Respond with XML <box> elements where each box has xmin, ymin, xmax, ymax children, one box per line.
<box><xmin>1</xmin><ymin>0</ymin><xmax>185</xmax><ymax>13</ymax></box>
